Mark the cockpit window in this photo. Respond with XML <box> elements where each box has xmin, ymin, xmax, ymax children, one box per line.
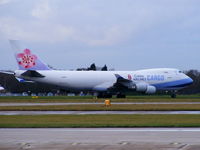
<box><xmin>179</xmin><ymin>71</ymin><xmax>182</xmax><ymax>73</ymax></box>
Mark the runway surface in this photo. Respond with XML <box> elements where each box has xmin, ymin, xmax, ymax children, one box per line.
<box><xmin>1</xmin><ymin>128</ymin><xmax>200</xmax><ymax>144</ymax></box>
<box><xmin>1</xmin><ymin>110</ymin><xmax>200</xmax><ymax>115</ymax></box>
<box><xmin>0</xmin><ymin>128</ymin><xmax>200</xmax><ymax>150</ymax></box>
<box><xmin>1</xmin><ymin>102</ymin><xmax>200</xmax><ymax>106</ymax></box>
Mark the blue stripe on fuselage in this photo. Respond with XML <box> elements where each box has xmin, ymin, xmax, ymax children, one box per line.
<box><xmin>152</xmin><ymin>78</ymin><xmax>193</xmax><ymax>90</ymax></box>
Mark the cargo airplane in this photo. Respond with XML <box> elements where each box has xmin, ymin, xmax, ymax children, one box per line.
<box><xmin>7</xmin><ymin>40</ymin><xmax>193</xmax><ymax>98</ymax></box>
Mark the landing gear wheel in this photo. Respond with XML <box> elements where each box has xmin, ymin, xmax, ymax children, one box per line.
<box><xmin>97</xmin><ymin>93</ymin><xmax>112</xmax><ymax>98</ymax></box>
<box><xmin>105</xmin><ymin>94</ymin><xmax>112</xmax><ymax>98</ymax></box>
<box><xmin>171</xmin><ymin>93</ymin><xmax>176</xmax><ymax>98</ymax></box>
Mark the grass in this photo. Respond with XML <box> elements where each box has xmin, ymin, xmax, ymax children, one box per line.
<box><xmin>1</xmin><ymin>95</ymin><xmax>200</xmax><ymax>103</ymax></box>
<box><xmin>1</xmin><ymin>114</ymin><xmax>200</xmax><ymax>128</ymax></box>
<box><xmin>1</xmin><ymin>104</ymin><xmax>200</xmax><ymax>111</ymax></box>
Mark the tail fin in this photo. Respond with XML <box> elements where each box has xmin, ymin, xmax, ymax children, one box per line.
<box><xmin>9</xmin><ymin>40</ymin><xmax>50</xmax><ymax>70</ymax></box>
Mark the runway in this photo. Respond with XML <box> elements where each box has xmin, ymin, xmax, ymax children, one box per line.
<box><xmin>1</xmin><ymin>110</ymin><xmax>200</xmax><ymax>115</ymax></box>
<box><xmin>1</xmin><ymin>128</ymin><xmax>200</xmax><ymax>144</ymax></box>
<box><xmin>1</xmin><ymin>102</ymin><xmax>200</xmax><ymax>106</ymax></box>
<box><xmin>0</xmin><ymin>128</ymin><xmax>200</xmax><ymax>150</ymax></box>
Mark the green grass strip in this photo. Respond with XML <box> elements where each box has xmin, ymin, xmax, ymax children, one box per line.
<box><xmin>1</xmin><ymin>98</ymin><xmax>200</xmax><ymax>103</ymax></box>
<box><xmin>1</xmin><ymin>96</ymin><xmax>200</xmax><ymax>103</ymax></box>
<box><xmin>1</xmin><ymin>114</ymin><xmax>200</xmax><ymax>128</ymax></box>
<box><xmin>1</xmin><ymin>104</ymin><xmax>200</xmax><ymax>111</ymax></box>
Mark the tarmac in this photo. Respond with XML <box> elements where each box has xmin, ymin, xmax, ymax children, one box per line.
<box><xmin>1</xmin><ymin>102</ymin><xmax>200</xmax><ymax>149</ymax></box>
<box><xmin>0</xmin><ymin>128</ymin><xmax>200</xmax><ymax>150</ymax></box>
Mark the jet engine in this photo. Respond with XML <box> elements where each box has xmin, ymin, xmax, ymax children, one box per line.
<box><xmin>135</xmin><ymin>82</ymin><xmax>156</xmax><ymax>94</ymax></box>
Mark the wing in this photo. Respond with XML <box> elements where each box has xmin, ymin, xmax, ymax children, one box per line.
<box><xmin>93</xmin><ymin>81</ymin><xmax>115</xmax><ymax>91</ymax></box>
<box><xmin>113</xmin><ymin>74</ymin><xmax>136</xmax><ymax>90</ymax></box>
<box><xmin>111</xmin><ymin>74</ymin><xmax>156</xmax><ymax>94</ymax></box>
<box><xmin>0</xmin><ymin>70</ymin><xmax>15</xmax><ymax>75</ymax></box>
<box><xmin>92</xmin><ymin>74</ymin><xmax>136</xmax><ymax>92</ymax></box>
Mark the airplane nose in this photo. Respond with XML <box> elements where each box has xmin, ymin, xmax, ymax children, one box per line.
<box><xmin>190</xmin><ymin>78</ymin><xmax>194</xmax><ymax>84</ymax></box>
<box><xmin>188</xmin><ymin>77</ymin><xmax>193</xmax><ymax>85</ymax></box>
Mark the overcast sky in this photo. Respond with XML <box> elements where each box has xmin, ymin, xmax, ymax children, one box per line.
<box><xmin>0</xmin><ymin>0</ymin><xmax>199</xmax><ymax>71</ymax></box>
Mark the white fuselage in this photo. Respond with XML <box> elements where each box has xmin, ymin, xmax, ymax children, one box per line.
<box><xmin>15</xmin><ymin>68</ymin><xmax>193</xmax><ymax>93</ymax></box>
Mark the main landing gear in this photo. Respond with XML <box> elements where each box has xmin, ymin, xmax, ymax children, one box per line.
<box><xmin>97</xmin><ymin>92</ymin><xmax>126</xmax><ymax>98</ymax></box>
<box><xmin>116</xmin><ymin>93</ymin><xmax>126</xmax><ymax>98</ymax></box>
<box><xmin>97</xmin><ymin>93</ymin><xmax>112</xmax><ymax>98</ymax></box>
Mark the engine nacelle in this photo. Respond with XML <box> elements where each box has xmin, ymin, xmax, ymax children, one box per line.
<box><xmin>135</xmin><ymin>83</ymin><xmax>156</xmax><ymax>94</ymax></box>
<box><xmin>135</xmin><ymin>82</ymin><xmax>148</xmax><ymax>92</ymax></box>
<box><xmin>145</xmin><ymin>85</ymin><xmax>156</xmax><ymax>94</ymax></box>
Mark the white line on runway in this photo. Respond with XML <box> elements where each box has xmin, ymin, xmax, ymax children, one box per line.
<box><xmin>2</xmin><ymin>128</ymin><xmax>200</xmax><ymax>132</ymax></box>
<box><xmin>46</xmin><ymin>128</ymin><xmax>200</xmax><ymax>132</ymax></box>
<box><xmin>1</xmin><ymin>110</ymin><xmax>200</xmax><ymax>115</ymax></box>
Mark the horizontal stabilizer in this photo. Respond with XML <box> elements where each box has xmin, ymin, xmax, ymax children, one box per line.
<box><xmin>21</xmin><ymin>70</ymin><xmax>45</xmax><ymax>78</ymax></box>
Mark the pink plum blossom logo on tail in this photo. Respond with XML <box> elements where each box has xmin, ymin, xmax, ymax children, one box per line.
<box><xmin>17</xmin><ymin>49</ymin><xmax>37</xmax><ymax>69</ymax></box>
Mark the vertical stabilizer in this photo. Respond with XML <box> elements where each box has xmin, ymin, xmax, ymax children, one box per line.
<box><xmin>9</xmin><ymin>40</ymin><xmax>50</xmax><ymax>70</ymax></box>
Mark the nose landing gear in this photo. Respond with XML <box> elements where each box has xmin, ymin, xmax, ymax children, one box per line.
<box><xmin>170</xmin><ymin>90</ymin><xmax>177</xmax><ymax>98</ymax></box>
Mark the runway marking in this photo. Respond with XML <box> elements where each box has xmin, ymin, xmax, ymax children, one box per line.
<box><xmin>1</xmin><ymin>110</ymin><xmax>200</xmax><ymax>115</ymax></box>
<box><xmin>5</xmin><ymin>128</ymin><xmax>199</xmax><ymax>132</ymax></box>
<box><xmin>49</xmin><ymin>129</ymin><xmax>200</xmax><ymax>132</ymax></box>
